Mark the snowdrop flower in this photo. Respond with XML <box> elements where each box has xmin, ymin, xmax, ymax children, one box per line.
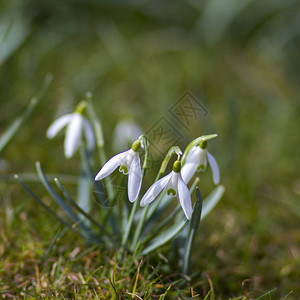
<box><xmin>112</xmin><ymin>119</ymin><xmax>142</xmax><ymax>152</ymax></box>
<box><xmin>140</xmin><ymin>160</ymin><xmax>192</xmax><ymax>220</ymax></box>
<box><xmin>181</xmin><ymin>141</ymin><xmax>220</xmax><ymax>185</ymax></box>
<box><xmin>94</xmin><ymin>139</ymin><xmax>142</xmax><ymax>203</ymax></box>
<box><xmin>46</xmin><ymin>101</ymin><xmax>95</xmax><ymax>158</ymax></box>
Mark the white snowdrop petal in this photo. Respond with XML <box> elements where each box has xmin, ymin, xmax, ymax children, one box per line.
<box><xmin>181</xmin><ymin>162</ymin><xmax>198</xmax><ymax>184</ymax></box>
<box><xmin>64</xmin><ymin>113</ymin><xmax>83</xmax><ymax>158</ymax></box>
<box><xmin>46</xmin><ymin>114</ymin><xmax>73</xmax><ymax>139</ymax></box>
<box><xmin>94</xmin><ymin>150</ymin><xmax>129</xmax><ymax>181</ymax></box>
<box><xmin>184</xmin><ymin>145</ymin><xmax>200</xmax><ymax>165</ymax></box>
<box><xmin>207</xmin><ymin>151</ymin><xmax>220</xmax><ymax>185</ymax></box>
<box><xmin>83</xmin><ymin>119</ymin><xmax>95</xmax><ymax>150</ymax></box>
<box><xmin>199</xmin><ymin>148</ymin><xmax>207</xmax><ymax>170</ymax></box>
<box><xmin>128</xmin><ymin>155</ymin><xmax>142</xmax><ymax>202</ymax></box>
<box><xmin>177</xmin><ymin>175</ymin><xmax>193</xmax><ymax>220</ymax></box>
<box><xmin>166</xmin><ymin>171</ymin><xmax>179</xmax><ymax>191</ymax></box>
<box><xmin>121</xmin><ymin>149</ymin><xmax>135</xmax><ymax>170</ymax></box>
<box><xmin>140</xmin><ymin>173</ymin><xmax>172</xmax><ymax>207</ymax></box>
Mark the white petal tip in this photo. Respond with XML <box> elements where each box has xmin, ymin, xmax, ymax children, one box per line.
<box><xmin>128</xmin><ymin>197</ymin><xmax>137</xmax><ymax>203</ymax></box>
<box><xmin>94</xmin><ymin>173</ymin><xmax>103</xmax><ymax>181</ymax></box>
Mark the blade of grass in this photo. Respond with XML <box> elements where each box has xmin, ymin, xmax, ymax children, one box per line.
<box><xmin>255</xmin><ymin>287</ymin><xmax>277</xmax><ymax>300</ymax></box>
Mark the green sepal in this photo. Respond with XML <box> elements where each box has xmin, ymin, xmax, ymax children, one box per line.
<box><xmin>131</xmin><ymin>139</ymin><xmax>141</xmax><ymax>152</ymax></box>
<box><xmin>75</xmin><ymin>100</ymin><xmax>87</xmax><ymax>114</ymax></box>
<box><xmin>172</xmin><ymin>160</ymin><xmax>181</xmax><ymax>173</ymax></box>
<box><xmin>199</xmin><ymin>140</ymin><xmax>207</xmax><ymax>149</ymax></box>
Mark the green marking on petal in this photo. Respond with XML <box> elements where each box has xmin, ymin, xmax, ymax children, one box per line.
<box><xmin>197</xmin><ymin>164</ymin><xmax>205</xmax><ymax>171</ymax></box>
<box><xmin>119</xmin><ymin>165</ymin><xmax>128</xmax><ymax>175</ymax></box>
<box><xmin>167</xmin><ymin>188</ymin><xmax>177</xmax><ymax>196</ymax></box>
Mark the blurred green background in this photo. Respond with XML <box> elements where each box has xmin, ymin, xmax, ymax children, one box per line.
<box><xmin>1</xmin><ymin>0</ymin><xmax>299</xmax><ymax>298</ymax></box>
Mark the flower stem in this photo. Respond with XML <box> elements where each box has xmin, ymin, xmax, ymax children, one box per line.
<box><xmin>121</xmin><ymin>197</ymin><xmax>138</xmax><ymax>247</ymax></box>
<box><xmin>130</xmin><ymin>168</ymin><xmax>164</xmax><ymax>252</ymax></box>
<box><xmin>121</xmin><ymin>168</ymin><xmax>146</xmax><ymax>249</ymax></box>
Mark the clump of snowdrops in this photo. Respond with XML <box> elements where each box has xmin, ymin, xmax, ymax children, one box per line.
<box><xmin>14</xmin><ymin>95</ymin><xmax>224</xmax><ymax>274</ymax></box>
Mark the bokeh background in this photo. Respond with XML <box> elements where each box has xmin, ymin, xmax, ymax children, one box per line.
<box><xmin>1</xmin><ymin>0</ymin><xmax>299</xmax><ymax>298</ymax></box>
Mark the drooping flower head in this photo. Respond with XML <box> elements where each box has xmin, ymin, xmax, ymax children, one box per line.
<box><xmin>46</xmin><ymin>101</ymin><xmax>95</xmax><ymax>158</ymax></box>
<box><xmin>94</xmin><ymin>139</ymin><xmax>142</xmax><ymax>203</ymax></box>
<box><xmin>140</xmin><ymin>160</ymin><xmax>193</xmax><ymax>220</ymax></box>
<box><xmin>181</xmin><ymin>140</ymin><xmax>220</xmax><ymax>185</ymax></box>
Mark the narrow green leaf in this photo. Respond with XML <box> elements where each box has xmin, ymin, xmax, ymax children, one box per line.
<box><xmin>203</xmin><ymin>289</ymin><xmax>211</xmax><ymax>300</ymax></box>
<box><xmin>78</xmin><ymin>145</ymin><xmax>93</xmax><ymax>213</ymax></box>
<box><xmin>182</xmin><ymin>188</ymin><xmax>203</xmax><ymax>274</ymax></box>
<box><xmin>140</xmin><ymin>185</ymin><xmax>225</xmax><ymax>256</ymax></box>
<box><xmin>35</xmin><ymin>161</ymin><xmax>99</xmax><ymax>242</ymax></box>
<box><xmin>201</xmin><ymin>185</ymin><xmax>225</xmax><ymax>220</ymax></box>
<box><xmin>43</xmin><ymin>227</ymin><xmax>67</xmax><ymax>258</ymax></box>
<box><xmin>0</xmin><ymin>74</ymin><xmax>52</xmax><ymax>154</ymax></box>
<box><xmin>0</xmin><ymin>98</ymin><xmax>37</xmax><ymax>154</ymax></box>
<box><xmin>142</xmin><ymin>206</ymin><xmax>181</xmax><ymax>245</ymax></box>
<box><xmin>54</xmin><ymin>178</ymin><xmax>112</xmax><ymax>238</ymax></box>
<box><xmin>255</xmin><ymin>287</ymin><xmax>277</xmax><ymax>300</ymax></box>
<box><xmin>139</xmin><ymin>178</ymin><xmax>199</xmax><ymax>253</ymax></box>
<box><xmin>0</xmin><ymin>11</ymin><xmax>31</xmax><ymax>65</ymax></box>
<box><xmin>14</xmin><ymin>175</ymin><xmax>72</xmax><ymax>228</ymax></box>
<box><xmin>140</xmin><ymin>217</ymin><xmax>188</xmax><ymax>256</ymax></box>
